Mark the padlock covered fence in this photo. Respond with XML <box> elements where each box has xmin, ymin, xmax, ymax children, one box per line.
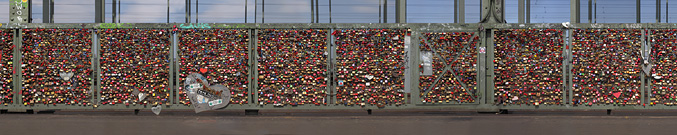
<box><xmin>0</xmin><ymin>23</ymin><xmax>675</xmax><ymax>111</ymax></box>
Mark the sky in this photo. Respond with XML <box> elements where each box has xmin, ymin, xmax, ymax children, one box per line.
<box><xmin>0</xmin><ymin>0</ymin><xmax>675</xmax><ymax>23</ymax></box>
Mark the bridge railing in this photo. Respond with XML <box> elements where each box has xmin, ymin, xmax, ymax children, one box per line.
<box><xmin>0</xmin><ymin>23</ymin><xmax>674</xmax><ymax>111</ymax></box>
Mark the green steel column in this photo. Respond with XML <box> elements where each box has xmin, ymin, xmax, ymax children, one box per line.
<box><xmin>658</xmin><ymin>0</ymin><xmax>662</xmax><ymax>23</ymax></box>
<box><xmin>568</xmin><ymin>29</ymin><xmax>573</xmax><ymax>105</ymax></box>
<box><xmin>42</xmin><ymin>0</ymin><xmax>52</xmax><ymax>23</ymax></box>
<box><xmin>478</xmin><ymin>29</ymin><xmax>490</xmax><ymax>104</ymax></box>
<box><xmin>458</xmin><ymin>0</ymin><xmax>465</xmax><ymax>23</ymax></box>
<box><xmin>169</xmin><ymin>31</ymin><xmax>177</xmax><ymax>105</ymax></box>
<box><xmin>562</xmin><ymin>29</ymin><xmax>568</xmax><ymax>105</ymax></box>
<box><xmin>13</xmin><ymin>29</ymin><xmax>21</xmax><ymax>105</ymax></box>
<box><xmin>588</xmin><ymin>0</ymin><xmax>592</xmax><ymax>23</ymax></box>
<box><xmin>642</xmin><ymin>32</ymin><xmax>653</xmax><ymax>103</ymax></box>
<box><xmin>410</xmin><ymin>29</ymin><xmax>420</xmax><ymax>104</ymax></box>
<box><xmin>384</xmin><ymin>0</ymin><xmax>387</xmax><ymax>23</ymax></box>
<box><xmin>174</xmin><ymin>32</ymin><xmax>180</xmax><ymax>105</ymax></box>
<box><xmin>92</xmin><ymin>32</ymin><xmax>99</xmax><ymax>106</ymax></box>
<box><xmin>95</xmin><ymin>0</ymin><xmax>105</xmax><ymax>23</ymax></box>
<box><xmin>326</xmin><ymin>29</ymin><xmax>335</xmax><ymax>104</ymax></box>
<box><xmin>640</xmin><ymin>29</ymin><xmax>645</xmax><ymax>105</ymax></box>
<box><xmin>570</xmin><ymin>0</ymin><xmax>579</xmax><ymax>23</ymax></box>
<box><xmin>403</xmin><ymin>28</ymin><xmax>411</xmax><ymax>104</ymax></box>
<box><xmin>486</xmin><ymin>29</ymin><xmax>495</xmax><ymax>105</ymax></box>
<box><xmin>637</xmin><ymin>0</ymin><xmax>641</xmax><ymax>23</ymax></box>
<box><xmin>250</xmin><ymin>29</ymin><xmax>258</xmax><ymax>105</ymax></box>
<box><xmin>396</xmin><ymin>0</ymin><xmax>406</xmax><ymax>23</ymax></box>
<box><xmin>518</xmin><ymin>0</ymin><xmax>525</xmax><ymax>23</ymax></box>
<box><xmin>526</xmin><ymin>0</ymin><xmax>531</xmax><ymax>23</ymax></box>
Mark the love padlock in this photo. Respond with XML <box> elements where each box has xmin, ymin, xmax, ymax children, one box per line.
<box><xmin>493</xmin><ymin>29</ymin><xmax>564</xmax><ymax>105</ymax></box>
<box><xmin>178</xmin><ymin>29</ymin><xmax>250</xmax><ymax>105</ymax></box>
<box><xmin>98</xmin><ymin>29</ymin><xmax>170</xmax><ymax>106</ymax></box>
<box><xmin>334</xmin><ymin>29</ymin><xmax>406</xmax><ymax>107</ymax></box>
<box><xmin>0</xmin><ymin>29</ymin><xmax>13</xmax><ymax>105</ymax></box>
<box><xmin>572</xmin><ymin>29</ymin><xmax>641</xmax><ymax>105</ymax></box>
<box><xmin>419</xmin><ymin>32</ymin><xmax>478</xmax><ymax>104</ymax></box>
<box><xmin>256</xmin><ymin>29</ymin><xmax>327</xmax><ymax>106</ymax></box>
<box><xmin>649</xmin><ymin>29</ymin><xmax>677</xmax><ymax>105</ymax></box>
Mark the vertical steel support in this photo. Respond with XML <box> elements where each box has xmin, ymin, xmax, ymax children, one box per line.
<box><xmin>588</xmin><ymin>0</ymin><xmax>592</xmax><ymax>23</ymax></box>
<box><xmin>28</xmin><ymin>0</ymin><xmax>31</xmax><ymax>23</ymax></box>
<box><xmin>396</xmin><ymin>0</ymin><xmax>406</xmax><ymax>23</ymax></box>
<box><xmin>637</xmin><ymin>0</ymin><xmax>641</xmax><ymax>23</ymax></box>
<box><xmin>254</xmin><ymin>0</ymin><xmax>259</xmax><ymax>23</ymax></box>
<box><xmin>458</xmin><ymin>0</ymin><xmax>465</xmax><ymax>23</ymax></box>
<box><xmin>50</xmin><ymin>0</ymin><xmax>54</xmax><ymax>23</ymax></box>
<box><xmin>384</xmin><ymin>0</ymin><xmax>388</xmax><ymax>23</ymax></box>
<box><xmin>250</xmin><ymin>29</ymin><xmax>258</xmax><ymax>105</ymax></box>
<box><xmin>403</xmin><ymin>28</ymin><xmax>411</xmax><ymax>104</ymax></box>
<box><xmin>379</xmin><ymin>0</ymin><xmax>382</xmax><ymax>23</ymax></box>
<box><xmin>640</xmin><ymin>29</ymin><xmax>645</xmax><ymax>105</ymax></box>
<box><xmin>95</xmin><ymin>0</ymin><xmax>105</xmax><ymax>23</ymax></box>
<box><xmin>568</xmin><ymin>29</ymin><xmax>574</xmax><ymax>105</ymax></box>
<box><xmin>646</xmin><ymin>30</ymin><xmax>652</xmax><ymax>104</ymax></box>
<box><xmin>113</xmin><ymin>0</ymin><xmax>117</xmax><ymax>23</ymax></box>
<box><xmin>480</xmin><ymin>29</ymin><xmax>491</xmax><ymax>105</ymax></box>
<box><xmin>315</xmin><ymin>0</ymin><xmax>319</xmax><ymax>23</ymax></box>
<box><xmin>518</xmin><ymin>0</ymin><xmax>525</xmax><ymax>23</ymax></box>
<box><xmin>570</xmin><ymin>0</ymin><xmax>580</xmax><ymax>23</ymax></box>
<box><xmin>117</xmin><ymin>0</ymin><xmax>120</xmax><ymax>23</ymax></box>
<box><xmin>454</xmin><ymin>0</ymin><xmax>458</xmax><ymax>23</ymax></box>
<box><xmin>174</xmin><ymin>32</ymin><xmax>180</xmax><ymax>105</ymax></box>
<box><xmin>92</xmin><ymin>32</ymin><xmax>100</xmax><ymax>106</ymax></box>
<box><xmin>311</xmin><ymin>0</ymin><xmax>314</xmax><ymax>23</ymax></box>
<box><xmin>169</xmin><ymin>31</ymin><xmax>177</xmax><ymax>105</ymax></box>
<box><xmin>245</xmin><ymin>0</ymin><xmax>247</xmax><ymax>23</ymax></box>
<box><xmin>667</xmin><ymin>0</ymin><xmax>669</xmax><ymax>23</ymax></box>
<box><xmin>43</xmin><ymin>0</ymin><xmax>51</xmax><ymax>23</ymax></box>
<box><xmin>326</xmin><ymin>29</ymin><xmax>334</xmax><ymax>104</ymax></box>
<box><xmin>185</xmin><ymin>0</ymin><xmax>190</xmax><ymax>23</ymax></box>
<box><xmin>410</xmin><ymin>29</ymin><xmax>420</xmax><ymax>104</ymax></box>
<box><xmin>562</xmin><ymin>29</ymin><xmax>568</xmax><ymax>105</ymax></box>
<box><xmin>526</xmin><ymin>0</ymin><xmax>530</xmax><ymax>23</ymax></box>
<box><xmin>329</xmin><ymin>0</ymin><xmax>332</xmax><ymax>23</ymax></box>
<box><xmin>196</xmin><ymin>0</ymin><xmax>199</xmax><ymax>23</ymax></box>
<box><xmin>168</xmin><ymin>0</ymin><xmax>170</xmax><ymax>23</ymax></box>
<box><xmin>189</xmin><ymin>0</ymin><xmax>192</xmax><ymax>23</ymax></box>
<box><xmin>261</xmin><ymin>0</ymin><xmax>266</xmax><ymax>23</ymax></box>
<box><xmin>658</xmin><ymin>0</ymin><xmax>662</xmax><ymax>23</ymax></box>
<box><xmin>12</xmin><ymin>29</ymin><xmax>21</xmax><ymax>105</ymax></box>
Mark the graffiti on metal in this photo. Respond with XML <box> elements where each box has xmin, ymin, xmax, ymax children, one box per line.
<box><xmin>98</xmin><ymin>23</ymin><xmax>133</xmax><ymax>29</ymax></box>
<box><xmin>625</xmin><ymin>24</ymin><xmax>642</xmax><ymax>29</ymax></box>
<box><xmin>216</xmin><ymin>24</ymin><xmax>250</xmax><ymax>29</ymax></box>
<box><xmin>590</xmin><ymin>23</ymin><xmax>604</xmax><ymax>28</ymax></box>
<box><xmin>179</xmin><ymin>23</ymin><xmax>212</xmax><ymax>29</ymax></box>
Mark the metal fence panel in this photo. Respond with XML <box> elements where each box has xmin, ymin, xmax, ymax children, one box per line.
<box><xmin>177</xmin><ymin>29</ymin><xmax>250</xmax><ymax>106</ymax></box>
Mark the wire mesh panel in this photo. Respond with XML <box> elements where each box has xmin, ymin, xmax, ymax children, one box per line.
<box><xmin>22</xmin><ymin>29</ymin><xmax>93</xmax><ymax>106</ymax></box>
<box><xmin>333</xmin><ymin>29</ymin><xmax>406</xmax><ymax>107</ymax></box>
<box><xmin>178</xmin><ymin>29</ymin><xmax>249</xmax><ymax>105</ymax></box>
<box><xmin>494</xmin><ymin>29</ymin><xmax>564</xmax><ymax>106</ymax></box>
<box><xmin>419</xmin><ymin>32</ymin><xmax>478</xmax><ymax>104</ymax></box>
<box><xmin>649</xmin><ymin>29</ymin><xmax>677</xmax><ymax>105</ymax></box>
<box><xmin>257</xmin><ymin>29</ymin><xmax>328</xmax><ymax>106</ymax></box>
<box><xmin>572</xmin><ymin>29</ymin><xmax>642</xmax><ymax>106</ymax></box>
<box><xmin>98</xmin><ymin>29</ymin><xmax>170</xmax><ymax>106</ymax></box>
<box><xmin>0</xmin><ymin>29</ymin><xmax>12</xmax><ymax>105</ymax></box>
